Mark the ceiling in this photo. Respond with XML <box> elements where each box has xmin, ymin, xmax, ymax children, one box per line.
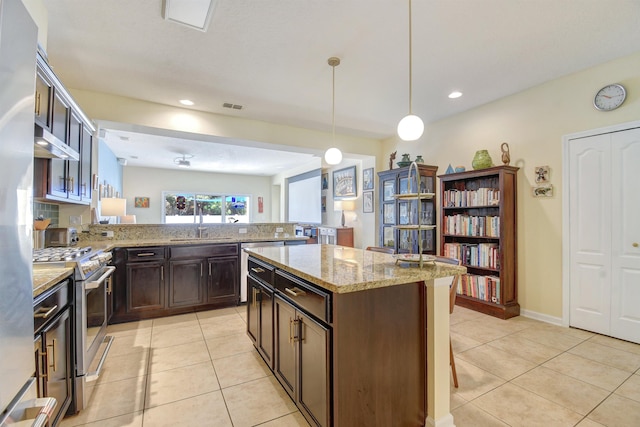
<box><xmin>43</xmin><ymin>0</ymin><xmax>640</xmax><ymax>174</ymax></box>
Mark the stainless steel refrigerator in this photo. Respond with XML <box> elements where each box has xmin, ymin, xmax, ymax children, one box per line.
<box><xmin>0</xmin><ymin>0</ymin><xmax>45</xmax><ymax>424</ymax></box>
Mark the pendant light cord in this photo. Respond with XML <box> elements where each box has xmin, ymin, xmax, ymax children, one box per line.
<box><xmin>408</xmin><ymin>0</ymin><xmax>413</xmax><ymax>115</ymax></box>
<box><xmin>332</xmin><ymin>61</ymin><xmax>336</xmax><ymax>142</ymax></box>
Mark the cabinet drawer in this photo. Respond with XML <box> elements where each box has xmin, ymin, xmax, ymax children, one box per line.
<box><xmin>126</xmin><ymin>247</ymin><xmax>166</xmax><ymax>261</ymax></box>
<box><xmin>248</xmin><ymin>257</ymin><xmax>275</xmax><ymax>287</ymax></box>
<box><xmin>170</xmin><ymin>243</ymin><xmax>238</xmax><ymax>259</ymax></box>
<box><xmin>275</xmin><ymin>270</ymin><xmax>331</xmax><ymax>324</ymax></box>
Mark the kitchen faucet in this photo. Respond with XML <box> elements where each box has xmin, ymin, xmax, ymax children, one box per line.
<box><xmin>196</xmin><ymin>203</ymin><xmax>207</xmax><ymax>238</ymax></box>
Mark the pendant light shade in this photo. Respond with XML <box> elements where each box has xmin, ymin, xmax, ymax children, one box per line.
<box><xmin>397</xmin><ymin>114</ymin><xmax>424</xmax><ymax>141</ymax></box>
<box><xmin>324</xmin><ymin>147</ymin><xmax>342</xmax><ymax>165</ymax></box>
<box><xmin>324</xmin><ymin>57</ymin><xmax>342</xmax><ymax>166</ymax></box>
<box><xmin>397</xmin><ymin>0</ymin><xmax>424</xmax><ymax>141</ymax></box>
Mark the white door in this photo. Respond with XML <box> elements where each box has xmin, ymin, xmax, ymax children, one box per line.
<box><xmin>610</xmin><ymin>129</ymin><xmax>640</xmax><ymax>343</ymax></box>
<box><xmin>567</xmin><ymin>126</ymin><xmax>640</xmax><ymax>343</ymax></box>
<box><xmin>568</xmin><ymin>133</ymin><xmax>612</xmax><ymax>335</ymax></box>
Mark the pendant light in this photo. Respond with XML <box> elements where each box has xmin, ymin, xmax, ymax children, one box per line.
<box><xmin>397</xmin><ymin>0</ymin><xmax>424</xmax><ymax>141</ymax></box>
<box><xmin>324</xmin><ymin>57</ymin><xmax>343</xmax><ymax>165</ymax></box>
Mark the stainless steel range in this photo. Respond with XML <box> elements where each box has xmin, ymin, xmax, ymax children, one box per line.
<box><xmin>33</xmin><ymin>246</ymin><xmax>115</xmax><ymax>413</ymax></box>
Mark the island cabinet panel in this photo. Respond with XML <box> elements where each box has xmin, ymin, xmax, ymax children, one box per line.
<box><xmin>274</xmin><ymin>294</ymin><xmax>330</xmax><ymax>427</ymax></box>
<box><xmin>248</xmin><ymin>255</ymin><xmax>428</xmax><ymax>427</ymax></box>
<box><xmin>247</xmin><ymin>258</ymin><xmax>276</xmax><ymax>368</ymax></box>
<box><xmin>332</xmin><ymin>282</ymin><xmax>426</xmax><ymax>427</ymax></box>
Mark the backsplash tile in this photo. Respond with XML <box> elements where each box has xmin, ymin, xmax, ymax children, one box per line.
<box><xmin>34</xmin><ymin>202</ymin><xmax>59</xmax><ymax>228</ymax></box>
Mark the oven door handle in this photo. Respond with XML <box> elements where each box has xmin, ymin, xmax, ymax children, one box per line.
<box><xmin>85</xmin><ymin>266</ymin><xmax>116</xmax><ymax>290</ymax></box>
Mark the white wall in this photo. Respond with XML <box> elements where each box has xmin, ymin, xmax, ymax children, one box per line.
<box><xmin>383</xmin><ymin>51</ymin><xmax>640</xmax><ymax>319</ymax></box>
<box><xmin>123</xmin><ymin>166</ymin><xmax>273</xmax><ymax>224</ymax></box>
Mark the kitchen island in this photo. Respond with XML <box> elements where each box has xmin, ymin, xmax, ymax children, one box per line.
<box><xmin>245</xmin><ymin>244</ymin><xmax>465</xmax><ymax>427</ymax></box>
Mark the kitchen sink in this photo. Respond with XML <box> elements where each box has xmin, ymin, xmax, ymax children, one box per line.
<box><xmin>169</xmin><ymin>237</ymin><xmax>234</xmax><ymax>241</ymax></box>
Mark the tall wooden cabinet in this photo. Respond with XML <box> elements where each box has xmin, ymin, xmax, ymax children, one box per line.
<box><xmin>439</xmin><ymin>165</ymin><xmax>519</xmax><ymax>319</ymax></box>
<box><xmin>378</xmin><ymin>164</ymin><xmax>438</xmax><ymax>254</ymax></box>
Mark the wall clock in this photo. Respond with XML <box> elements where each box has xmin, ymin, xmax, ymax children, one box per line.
<box><xmin>593</xmin><ymin>83</ymin><xmax>626</xmax><ymax>111</ymax></box>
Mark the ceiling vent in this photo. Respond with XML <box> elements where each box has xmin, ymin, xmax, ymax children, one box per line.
<box><xmin>223</xmin><ymin>103</ymin><xmax>243</xmax><ymax>110</ymax></box>
<box><xmin>162</xmin><ymin>0</ymin><xmax>217</xmax><ymax>32</ymax></box>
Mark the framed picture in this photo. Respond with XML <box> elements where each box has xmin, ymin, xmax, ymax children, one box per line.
<box><xmin>363</xmin><ymin>168</ymin><xmax>374</xmax><ymax>191</ymax></box>
<box><xmin>363</xmin><ymin>191</ymin><xmax>374</xmax><ymax>213</ymax></box>
<box><xmin>135</xmin><ymin>196</ymin><xmax>150</xmax><ymax>208</ymax></box>
<box><xmin>321</xmin><ymin>173</ymin><xmax>329</xmax><ymax>190</ymax></box>
<box><xmin>333</xmin><ymin>165</ymin><xmax>357</xmax><ymax>200</ymax></box>
<box><xmin>321</xmin><ymin>195</ymin><xmax>327</xmax><ymax>213</ymax></box>
<box><xmin>383</xmin><ymin>180</ymin><xmax>395</xmax><ymax>201</ymax></box>
<box><xmin>535</xmin><ymin>166</ymin><xmax>550</xmax><ymax>183</ymax></box>
<box><xmin>383</xmin><ymin>204</ymin><xmax>395</xmax><ymax>224</ymax></box>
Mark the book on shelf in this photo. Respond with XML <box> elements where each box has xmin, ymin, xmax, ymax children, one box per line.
<box><xmin>443</xmin><ymin>187</ymin><xmax>500</xmax><ymax>207</ymax></box>
<box><xmin>459</xmin><ymin>274</ymin><xmax>501</xmax><ymax>304</ymax></box>
<box><xmin>443</xmin><ymin>242</ymin><xmax>500</xmax><ymax>269</ymax></box>
<box><xmin>443</xmin><ymin>214</ymin><xmax>500</xmax><ymax>237</ymax></box>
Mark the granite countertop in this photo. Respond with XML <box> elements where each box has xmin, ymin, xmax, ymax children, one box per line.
<box><xmin>79</xmin><ymin>236</ymin><xmax>307</xmax><ymax>251</ymax></box>
<box><xmin>245</xmin><ymin>244</ymin><xmax>467</xmax><ymax>294</ymax></box>
<box><xmin>33</xmin><ymin>267</ymin><xmax>74</xmax><ymax>298</ymax></box>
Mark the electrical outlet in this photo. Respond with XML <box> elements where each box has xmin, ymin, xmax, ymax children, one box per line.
<box><xmin>101</xmin><ymin>231</ymin><xmax>114</xmax><ymax>238</ymax></box>
<box><xmin>238</xmin><ymin>228</ymin><xmax>247</xmax><ymax>234</ymax></box>
<box><xmin>276</xmin><ymin>227</ymin><xmax>284</xmax><ymax>233</ymax></box>
<box><xmin>69</xmin><ymin>215</ymin><xmax>82</xmax><ymax>225</ymax></box>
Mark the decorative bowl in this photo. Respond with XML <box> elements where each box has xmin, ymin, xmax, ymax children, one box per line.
<box><xmin>397</xmin><ymin>161</ymin><xmax>411</xmax><ymax>168</ymax></box>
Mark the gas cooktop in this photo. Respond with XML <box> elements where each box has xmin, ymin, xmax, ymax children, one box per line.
<box><xmin>33</xmin><ymin>246</ymin><xmax>93</xmax><ymax>263</ymax></box>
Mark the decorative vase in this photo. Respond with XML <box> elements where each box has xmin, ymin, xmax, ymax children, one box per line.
<box><xmin>415</xmin><ymin>155</ymin><xmax>424</xmax><ymax>164</ymax></box>
<box><xmin>445</xmin><ymin>164</ymin><xmax>455</xmax><ymax>174</ymax></box>
<box><xmin>472</xmin><ymin>150</ymin><xmax>493</xmax><ymax>170</ymax></box>
<box><xmin>397</xmin><ymin>153</ymin><xmax>412</xmax><ymax>167</ymax></box>
<box><xmin>501</xmin><ymin>142</ymin><xmax>511</xmax><ymax>165</ymax></box>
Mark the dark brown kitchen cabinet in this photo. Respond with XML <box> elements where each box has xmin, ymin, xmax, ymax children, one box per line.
<box><xmin>110</xmin><ymin>244</ymin><xmax>239</xmax><ymax>324</ymax></box>
<box><xmin>169</xmin><ymin>258</ymin><xmax>205</xmax><ymax>307</ymax></box>
<box><xmin>126</xmin><ymin>261</ymin><xmax>166</xmax><ymax>313</ymax></box>
<box><xmin>246</xmin><ymin>256</ymin><xmax>276</xmax><ymax>367</ymax></box>
<box><xmin>34</xmin><ymin>279</ymin><xmax>73</xmax><ymax>427</ymax></box>
<box><xmin>275</xmin><ymin>295</ymin><xmax>330</xmax><ymax>427</ymax></box>
<box><xmin>34</xmin><ymin>51</ymin><xmax>94</xmax><ymax>205</ymax></box>
<box><xmin>34</xmin><ymin>66</ymin><xmax>52</xmax><ymax>129</ymax></box>
<box><xmin>207</xmin><ymin>255</ymin><xmax>238</xmax><ymax>304</ymax></box>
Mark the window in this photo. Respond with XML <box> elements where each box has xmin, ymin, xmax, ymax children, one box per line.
<box><xmin>164</xmin><ymin>192</ymin><xmax>250</xmax><ymax>224</ymax></box>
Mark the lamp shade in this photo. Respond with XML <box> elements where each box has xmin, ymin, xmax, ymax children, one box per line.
<box><xmin>340</xmin><ymin>200</ymin><xmax>356</xmax><ymax>211</ymax></box>
<box><xmin>325</xmin><ymin>147</ymin><xmax>342</xmax><ymax>165</ymax></box>
<box><xmin>101</xmin><ymin>198</ymin><xmax>127</xmax><ymax>217</ymax></box>
<box><xmin>397</xmin><ymin>114</ymin><xmax>424</xmax><ymax>141</ymax></box>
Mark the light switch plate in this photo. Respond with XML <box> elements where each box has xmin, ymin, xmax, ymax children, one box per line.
<box><xmin>276</xmin><ymin>227</ymin><xmax>284</xmax><ymax>232</ymax></box>
<box><xmin>239</xmin><ymin>228</ymin><xmax>247</xmax><ymax>234</ymax></box>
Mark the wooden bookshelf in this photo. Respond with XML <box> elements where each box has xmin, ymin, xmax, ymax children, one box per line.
<box><xmin>439</xmin><ymin>165</ymin><xmax>519</xmax><ymax>319</ymax></box>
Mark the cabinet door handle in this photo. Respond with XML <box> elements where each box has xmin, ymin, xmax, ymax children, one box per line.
<box><xmin>209</xmin><ymin>263</ymin><xmax>212</xmax><ymax>276</ymax></box>
<box><xmin>35</xmin><ymin>92</ymin><xmax>41</xmax><ymax>116</ymax></box>
<box><xmin>136</xmin><ymin>252</ymin><xmax>157</xmax><ymax>257</ymax></box>
<box><xmin>34</xmin><ymin>305</ymin><xmax>58</xmax><ymax>319</ymax></box>
<box><xmin>161</xmin><ymin>266</ymin><xmax>164</xmax><ymax>281</ymax></box>
<box><xmin>47</xmin><ymin>338</ymin><xmax>57</xmax><ymax>373</ymax></box>
<box><xmin>82</xmin><ymin>182</ymin><xmax>87</xmax><ymax>196</ymax></box>
<box><xmin>251</xmin><ymin>267</ymin><xmax>265</xmax><ymax>273</ymax></box>
<box><xmin>201</xmin><ymin>264</ymin><xmax>203</xmax><ymax>277</ymax></box>
<box><xmin>285</xmin><ymin>287</ymin><xmax>306</xmax><ymax>297</ymax></box>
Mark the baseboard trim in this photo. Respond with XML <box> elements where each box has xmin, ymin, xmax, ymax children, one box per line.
<box><xmin>520</xmin><ymin>309</ymin><xmax>562</xmax><ymax>326</ymax></box>
<box><xmin>426</xmin><ymin>413</ymin><xmax>456</xmax><ymax>427</ymax></box>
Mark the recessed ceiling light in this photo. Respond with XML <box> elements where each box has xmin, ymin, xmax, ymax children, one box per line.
<box><xmin>179</xmin><ymin>99</ymin><xmax>194</xmax><ymax>106</ymax></box>
<box><xmin>448</xmin><ymin>91</ymin><xmax>463</xmax><ymax>99</ymax></box>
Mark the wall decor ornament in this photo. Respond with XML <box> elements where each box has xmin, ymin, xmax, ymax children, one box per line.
<box><xmin>535</xmin><ymin>166</ymin><xmax>550</xmax><ymax>183</ymax></box>
<box><xmin>501</xmin><ymin>142</ymin><xmax>511</xmax><ymax>165</ymax></box>
<box><xmin>445</xmin><ymin>164</ymin><xmax>455</xmax><ymax>174</ymax></box>
<box><xmin>389</xmin><ymin>151</ymin><xmax>397</xmax><ymax>170</ymax></box>
<box><xmin>472</xmin><ymin>149</ymin><xmax>493</xmax><ymax>170</ymax></box>
<box><xmin>532</xmin><ymin>184</ymin><xmax>553</xmax><ymax>197</ymax></box>
<box><xmin>397</xmin><ymin>153</ymin><xmax>412</xmax><ymax>167</ymax></box>
<box><xmin>455</xmin><ymin>165</ymin><xmax>466</xmax><ymax>173</ymax></box>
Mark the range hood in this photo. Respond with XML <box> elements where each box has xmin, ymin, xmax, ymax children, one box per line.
<box><xmin>34</xmin><ymin>125</ymin><xmax>79</xmax><ymax>161</ymax></box>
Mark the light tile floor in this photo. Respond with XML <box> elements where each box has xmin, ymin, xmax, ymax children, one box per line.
<box><xmin>60</xmin><ymin>306</ymin><xmax>640</xmax><ymax>426</ymax></box>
